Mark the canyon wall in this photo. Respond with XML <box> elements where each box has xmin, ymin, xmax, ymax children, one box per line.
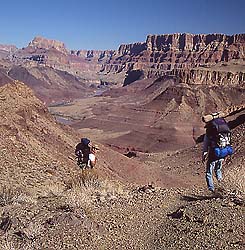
<box><xmin>146</xmin><ymin>33</ymin><xmax>244</xmax><ymax>52</ymax></box>
<box><xmin>116</xmin><ymin>33</ymin><xmax>244</xmax><ymax>63</ymax></box>
<box><xmin>104</xmin><ymin>33</ymin><xmax>245</xmax><ymax>85</ymax></box>
<box><xmin>1</xmin><ymin>33</ymin><xmax>244</xmax><ymax>90</ymax></box>
<box><xmin>171</xmin><ymin>68</ymin><xmax>245</xmax><ymax>86</ymax></box>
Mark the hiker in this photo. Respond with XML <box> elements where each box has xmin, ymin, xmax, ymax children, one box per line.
<box><xmin>202</xmin><ymin>116</ymin><xmax>233</xmax><ymax>193</ymax></box>
<box><xmin>75</xmin><ymin>138</ymin><xmax>99</xmax><ymax>169</ymax></box>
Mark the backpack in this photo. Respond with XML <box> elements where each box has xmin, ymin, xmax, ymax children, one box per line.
<box><xmin>75</xmin><ymin>138</ymin><xmax>91</xmax><ymax>165</ymax></box>
<box><xmin>206</xmin><ymin>118</ymin><xmax>233</xmax><ymax>158</ymax></box>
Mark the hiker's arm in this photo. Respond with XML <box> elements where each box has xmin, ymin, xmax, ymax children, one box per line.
<box><xmin>202</xmin><ymin>135</ymin><xmax>209</xmax><ymax>162</ymax></box>
<box><xmin>202</xmin><ymin>135</ymin><xmax>209</xmax><ymax>152</ymax></box>
<box><xmin>75</xmin><ymin>143</ymin><xmax>81</xmax><ymax>155</ymax></box>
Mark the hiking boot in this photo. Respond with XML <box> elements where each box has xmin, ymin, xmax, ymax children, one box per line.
<box><xmin>217</xmin><ymin>179</ymin><xmax>226</xmax><ymax>193</ymax></box>
<box><xmin>211</xmin><ymin>188</ymin><xmax>224</xmax><ymax>198</ymax></box>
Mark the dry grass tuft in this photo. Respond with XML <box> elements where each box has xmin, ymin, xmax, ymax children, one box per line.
<box><xmin>64</xmin><ymin>169</ymin><xmax>100</xmax><ymax>190</ymax></box>
<box><xmin>34</xmin><ymin>181</ymin><xmax>67</xmax><ymax>198</ymax></box>
<box><xmin>62</xmin><ymin>169</ymin><xmax>127</xmax><ymax>208</ymax></box>
<box><xmin>0</xmin><ymin>186</ymin><xmax>21</xmax><ymax>207</ymax></box>
<box><xmin>62</xmin><ymin>169</ymin><xmax>101</xmax><ymax>208</ymax></box>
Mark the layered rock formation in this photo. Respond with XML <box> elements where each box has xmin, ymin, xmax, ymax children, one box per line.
<box><xmin>0</xmin><ymin>33</ymin><xmax>244</xmax><ymax>103</ymax></box>
<box><xmin>71</xmin><ymin>49</ymin><xmax>115</xmax><ymax>62</ymax></box>
<box><xmin>171</xmin><ymin>68</ymin><xmax>245</xmax><ymax>86</ymax></box>
<box><xmin>118</xmin><ymin>42</ymin><xmax>146</xmax><ymax>56</ymax></box>
<box><xmin>146</xmin><ymin>33</ymin><xmax>244</xmax><ymax>53</ymax></box>
<box><xmin>102</xmin><ymin>33</ymin><xmax>245</xmax><ymax>85</ymax></box>
<box><xmin>10</xmin><ymin>37</ymin><xmax>121</xmax><ymax>86</ymax></box>
<box><xmin>23</xmin><ymin>37</ymin><xmax>116</xmax><ymax>69</ymax></box>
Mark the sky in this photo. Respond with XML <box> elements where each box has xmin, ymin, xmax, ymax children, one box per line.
<box><xmin>0</xmin><ymin>0</ymin><xmax>244</xmax><ymax>50</ymax></box>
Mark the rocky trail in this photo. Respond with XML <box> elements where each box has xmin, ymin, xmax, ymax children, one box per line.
<box><xmin>0</xmin><ymin>181</ymin><xmax>244</xmax><ymax>249</ymax></box>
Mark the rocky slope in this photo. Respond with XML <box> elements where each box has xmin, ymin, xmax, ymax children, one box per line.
<box><xmin>0</xmin><ymin>65</ymin><xmax>96</xmax><ymax>104</ymax></box>
<box><xmin>0</xmin><ymin>81</ymin><xmax>174</xmax><ymax>189</ymax></box>
<box><xmin>0</xmin><ymin>81</ymin><xmax>244</xmax><ymax>249</ymax></box>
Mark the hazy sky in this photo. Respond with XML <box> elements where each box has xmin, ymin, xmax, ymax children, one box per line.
<box><xmin>0</xmin><ymin>0</ymin><xmax>244</xmax><ymax>50</ymax></box>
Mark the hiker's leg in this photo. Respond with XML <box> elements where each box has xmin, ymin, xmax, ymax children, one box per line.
<box><xmin>79</xmin><ymin>163</ymin><xmax>86</xmax><ymax>170</ymax></box>
<box><xmin>77</xmin><ymin>159</ymin><xmax>81</xmax><ymax>167</ymax></box>
<box><xmin>206</xmin><ymin>160</ymin><xmax>215</xmax><ymax>191</ymax></box>
<box><xmin>214</xmin><ymin>159</ymin><xmax>223</xmax><ymax>181</ymax></box>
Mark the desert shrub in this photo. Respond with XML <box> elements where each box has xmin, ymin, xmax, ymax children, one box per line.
<box><xmin>0</xmin><ymin>186</ymin><xmax>20</xmax><ymax>207</ymax></box>
<box><xmin>65</xmin><ymin>169</ymin><xmax>100</xmax><ymax>190</ymax></box>
<box><xmin>62</xmin><ymin>170</ymin><xmax>101</xmax><ymax>207</ymax></box>
<box><xmin>63</xmin><ymin>170</ymin><xmax>127</xmax><ymax>208</ymax></box>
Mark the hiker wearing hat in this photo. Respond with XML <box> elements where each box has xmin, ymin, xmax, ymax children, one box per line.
<box><xmin>202</xmin><ymin>113</ymin><xmax>233</xmax><ymax>193</ymax></box>
<box><xmin>75</xmin><ymin>138</ymin><xmax>99</xmax><ymax>169</ymax></box>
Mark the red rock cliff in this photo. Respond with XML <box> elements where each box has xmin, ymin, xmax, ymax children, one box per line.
<box><xmin>103</xmin><ymin>33</ymin><xmax>245</xmax><ymax>85</ymax></box>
